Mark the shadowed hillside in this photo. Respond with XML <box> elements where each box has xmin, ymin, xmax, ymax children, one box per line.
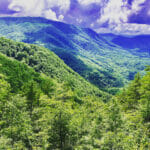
<box><xmin>0</xmin><ymin>17</ymin><xmax>150</xmax><ymax>94</ymax></box>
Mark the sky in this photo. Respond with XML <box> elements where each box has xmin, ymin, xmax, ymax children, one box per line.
<box><xmin>0</xmin><ymin>0</ymin><xmax>150</xmax><ymax>35</ymax></box>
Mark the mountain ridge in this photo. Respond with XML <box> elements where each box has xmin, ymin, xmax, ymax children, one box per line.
<box><xmin>0</xmin><ymin>17</ymin><xmax>150</xmax><ymax>93</ymax></box>
<box><xmin>0</xmin><ymin>37</ymin><xmax>109</xmax><ymax>99</ymax></box>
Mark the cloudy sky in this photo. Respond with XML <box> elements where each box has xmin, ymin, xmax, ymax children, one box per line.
<box><xmin>0</xmin><ymin>0</ymin><xmax>150</xmax><ymax>35</ymax></box>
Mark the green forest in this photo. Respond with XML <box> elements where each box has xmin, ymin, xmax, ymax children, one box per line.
<box><xmin>1</xmin><ymin>17</ymin><xmax>150</xmax><ymax>95</ymax></box>
<box><xmin>0</xmin><ymin>37</ymin><xmax>150</xmax><ymax>149</ymax></box>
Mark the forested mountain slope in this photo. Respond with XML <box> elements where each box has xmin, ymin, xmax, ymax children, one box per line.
<box><xmin>0</xmin><ymin>48</ymin><xmax>150</xmax><ymax>149</ymax></box>
<box><xmin>0</xmin><ymin>52</ymin><xmax>104</xmax><ymax>149</ymax></box>
<box><xmin>0</xmin><ymin>37</ymin><xmax>107</xmax><ymax>98</ymax></box>
<box><xmin>0</xmin><ymin>17</ymin><xmax>150</xmax><ymax>93</ymax></box>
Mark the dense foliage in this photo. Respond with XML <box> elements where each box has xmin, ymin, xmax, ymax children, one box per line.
<box><xmin>0</xmin><ymin>37</ymin><xmax>107</xmax><ymax>98</ymax></box>
<box><xmin>0</xmin><ymin>17</ymin><xmax>150</xmax><ymax>94</ymax></box>
<box><xmin>0</xmin><ymin>53</ymin><xmax>105</xmax><ymax>149</ymax></box>
<box><xmin>0</xmin><ymin>38</ymin><xmax>150</xmax><ymax>149</ymax></box>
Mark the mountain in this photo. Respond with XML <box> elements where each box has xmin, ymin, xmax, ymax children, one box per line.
<box><xmin>0</xmin><ymin>52</ymin><xmax>102</xmax><ymax>149</ymax></box>
<box><xmin>0</xmin><ymin>17</ymin><xmax>150</xmax><ymax>94</ymax></box>
<box><xmin>0</xmin><ymin>37</ymin><xmax>108</xmax><ymax>99</ymax></box>
<box><xmin>0</xmin><ymin>38</ymin><xmax>150</xmax><ymax>149</ymax></box>
<box><xmin>101</xmin><ymin>33</ymin><xmax>150</xmax><ymax>57</ymax></box>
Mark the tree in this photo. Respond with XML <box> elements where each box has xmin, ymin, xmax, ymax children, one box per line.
<box><xmin>25</xmin><ymin>81</ymin><xmax>41</xmax><ymax>117</ymax></box>
<box><xmin>120</xmin><ymin>73</ymin><xmax>141</xmax><ymax>110</ymax></box>
<box><xmin>139</xmin><ymin>71</ymin><xmax>150</xmax><ymax>122</ymax></box>
<box><xmin>48</xmin><ymin>102</ymin><xmax>72</xmax><ymax>150</ymax></box>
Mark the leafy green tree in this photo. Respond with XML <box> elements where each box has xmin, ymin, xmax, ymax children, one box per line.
<box><xmin>120</xmin><ymin>73</ymin><xmax>141</xmax><ymax>110</ymax></box>
<box><xmin>48</xmin><ymin>103</ymin><xmax>71</xmax><ymax>150</ymax></box>
<box><xmin>106</xmin><ymin>99</ymin><xmax>123</xmax><ymax>132</ymax></box>
<box><xmin>25</xmin><ymin>81</ymin><xmax>41</xmax><ymax>117</ymax></box>
<box><xmin>139</xmin><ymin>71</ymin><xmax>150</xmax><ymax>122</ymax></box>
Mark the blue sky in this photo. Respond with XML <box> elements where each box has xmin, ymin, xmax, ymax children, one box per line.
<box><xmin>0</xmin><ymin>0</ymin><xmax>150</xmax><ymax>35</ymax></box>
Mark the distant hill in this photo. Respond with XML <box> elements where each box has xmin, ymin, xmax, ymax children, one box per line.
<box><xmin>0</xmin><ymin>17</ymin><xmax>150</xmax><ymax>93</ymax></box>
<box><xmin>101</xmin><ymin>33</ymin><xmax>150</xmax><ymax>56</ymax></box>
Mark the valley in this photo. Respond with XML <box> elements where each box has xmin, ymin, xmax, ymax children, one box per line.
<box><xmin>0</xmin><ymin>17</ymin><xmax>150</xmax><ymax>149</ymax></box>
<box><xmin>0</xmin><ymin>17</ymin><xmax>150</xmax><ymax>93</ymax></box>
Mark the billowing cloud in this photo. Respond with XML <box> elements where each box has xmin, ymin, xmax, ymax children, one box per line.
<box><xmin>7</xmin><ymin>0</ymin><xmax>70</xmax><ymax>21</ymax></box>
<box><xmin>77</xmin><ymin>0</ymin><xmax>102</xmax><ymax>6</ymax></box>
<box><xmin>98</xmin><ymin>0</ymin><xmax>146</xmax><ymax>24</ymax></box>
<box><xmin>131</xmin><ymin>0</ymin><xmax>146</xmax><ymax>13</ymax></box>
<box><xmin>8</xmin><ymin>0</ymin><xmax>44</xmax><ymax>16</ymax></box>
<box><xmin>96</xmin><ymin>23</ymin><xmax>150</xmax><ymax>35</ymax></box>
<box><xmin>113</xmin><ymin>23</ymin><xmax>150</xmax><ymax>35</ymax></box>
<box><xmin>98</xmin><ymin>0</ymin><xmax>129</xmax><ymax>24</ymax></box>
<box><xmin>43</xmin><ymin>9</ymin><xmax>58</xmax><ymax>21</ymax></box>
<box><xmin>46</xmin><ymin>0</ymin><xmax>70</xmax><ymax>12</ymax></box>
<box><xmin>96</xmin><ymin>0</ymin><xmax>148</xmax><ymax>35</ymax></box>
<box><xmin>58</xmin><ymin>14</ymin><xmax>64</xmax><ymax>21</ymax></box>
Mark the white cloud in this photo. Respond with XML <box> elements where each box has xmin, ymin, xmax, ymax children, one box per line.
<box><xmin>113</xmin><ymin>23</ymin><xmax>150</xmax><ymax>35</ymax></box>
<box><xmin>97</xmin><ymin>0</ymin><xmax>146</xmax><ymax>25</ymax></box>
<box><xmin>90</xmin><ymin>23</ymin><xmax>94</xmax><ymax>27</ymax></box>
<box><xmin>96</xmin><ymin>23</ymin><xmax>150</xmax><ymax>35</ymax></box>
<box><xmin>76</xmin><ymin>18</ymin><xmax>83</xmax><ymax>23</ymax></box>
<box><xmin>96</xmin><ymin>0</ymin><xmax>147</xmax><ymax>35</ymax></box>
<box><xmin>58</xmin><ymin>14</ymin><xmax>64</xmax><ymax>21</ymax></box>
<box><xmin>78</xmin><ymin>0</ymin><xmax>102</xmax><ymax>6</ymax></box>
<box><xmin>8</xmin><ymin>0</ymin><xmax>70</xmax><ymax>20</ymax></box>
<box><xmin>43</xmin><ymin>9</ymin><xmax>58</xmax><ymax>21</ymax></box>
<box><xmin>97</xmin><ymin>0</ymin><xmax>130</xmax><ymax>24</ymax></box>
<box><xmin>131</xmin><ymin>0</ymin><xmax>146</xmax><ymax>13</ymax></box>
<box><xmin>8</xmin><ymin>0</ymin><xmax>44</xmax><ymax>16</ymax></box>
<box><xmin>95</xmin><ymin>27</ymin><xmax>112</xmax><ymax>34</ymax></box>
<box><xmin>46</xmin><ymin>0</ymin><xmax>70</xmax><ymax>12</ymax></box>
